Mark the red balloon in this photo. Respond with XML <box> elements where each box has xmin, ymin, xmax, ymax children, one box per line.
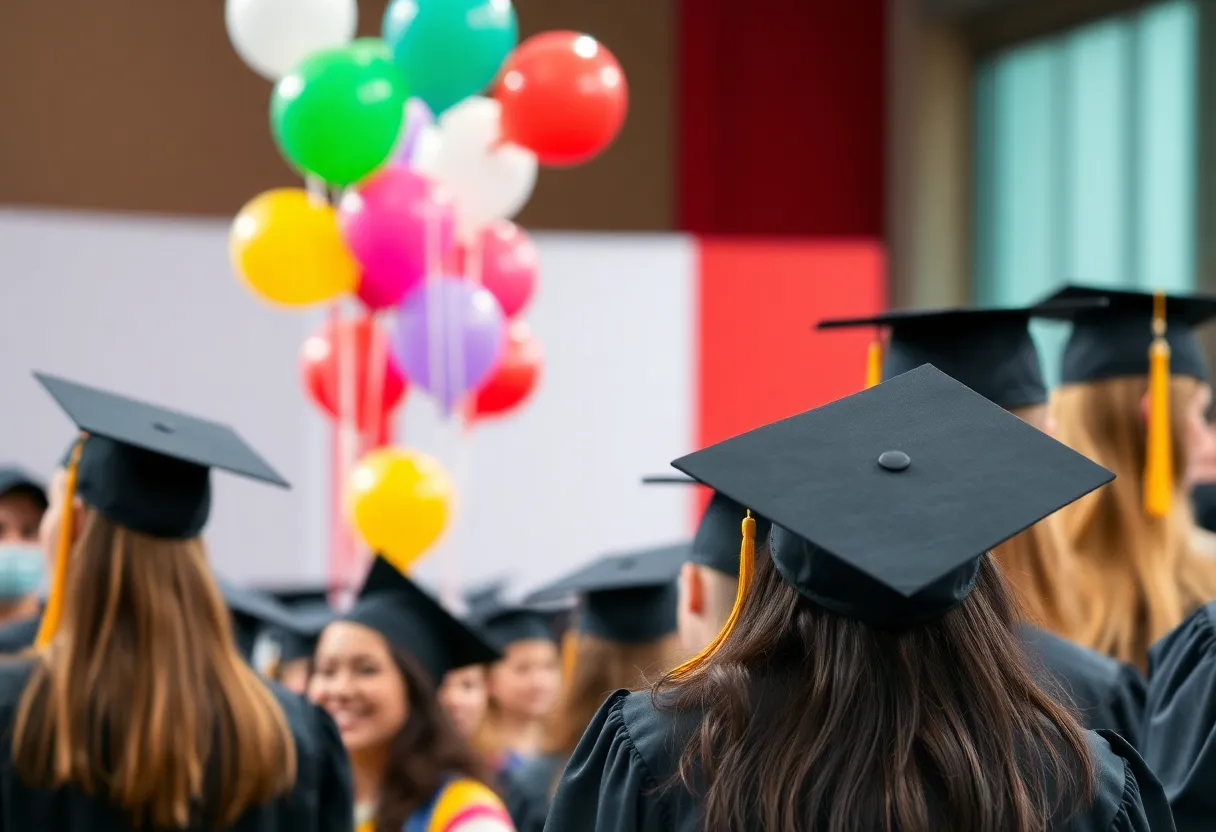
<box><xmin>474</xmin><ymin>320</ymin><xmax>542</xmax><ymax>418</ymax></box>
<box><xmin>495</xmin><ymin>31</ymin><xmax>628</xmax><ymax>166</ymax></box>
<box><xmin>301</xmin><ymin>317</ymin><xmax>407</xmax><ymax>431</ymax></box>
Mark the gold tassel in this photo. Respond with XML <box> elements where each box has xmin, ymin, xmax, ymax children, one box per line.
<box><xmin>670</xmin><ymin>510</ymin><xmax>756</xmax><ymax>678</ymax></box>
<box><xmin>1144</xmin><ymin>291</ymin><xmax>1173</xmax><ymax>518</ymax></box>
<box><xmin>36</xmin><ymin>433</ymin><xmax>87</xmax><ymax>648</ymax></box>
<box><xmin>560</xmin><ymin>629</ymin><xmax>577</xmax><ymax>681</ymax></box>
<box><xmin>865</xmin><ymin>339</ymin><xmax>883</xmax><ymax>389</ymax></box>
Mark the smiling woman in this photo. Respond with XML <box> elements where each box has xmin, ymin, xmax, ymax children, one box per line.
<box><xmin>309</xmin><ymin>557</ymin><xmax>514</xmax><ymax>832</ymax></box>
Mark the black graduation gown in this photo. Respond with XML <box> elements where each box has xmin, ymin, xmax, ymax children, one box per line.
<box><xmin>545</xmin><ymin>689</ymin><xmax>1174</xmax><ymax>832</ymax></box>
<box><xmin>0</xmin><ymin>659</ymin><xmax>353</xmax><ymax>831</ymax></box>
<box><xmin>503</xmin><ymin>753</ymin><xmax>565</xmax><ymax>832</ymax></box>
<box><xmin>1022</xmin><ymin>624</ymin><xmax>1147</xmax><ymax>748</ymax></box>
<box><xmin>0</xmin><ymin>615</ymin><xmax>39</xmax><ymax>655</ymax></box>
<box><xmin>1142</xmin><ymin>600</ymin><xmax>1216</xmax><ymax>831</ymax></box>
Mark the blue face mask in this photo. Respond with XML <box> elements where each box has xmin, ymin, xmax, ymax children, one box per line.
<box><xmin>0</xmin><ymin>544</ymin><xmax>46</xmax><ymax>600</ymax></box>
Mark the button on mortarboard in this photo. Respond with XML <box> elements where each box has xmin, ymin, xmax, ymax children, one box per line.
<box><xmin>525</xmin><ymin>543</ymin><xmax>687</xmax><ymax>643</ymax></box>
<box><xmin>341</xmin><ymin>556</ymin><xmax>501</xmax><ymax>684</ymax></box>
<box><xmin>669</xmin><ymin>364</ymin><xmax>1114</xmax><ymax>627</ymax></box>
<box><xmin>642</xmin><ymin>475</ymin><xmax>773</xmax><ymax>576</ymax></box>
<box><xmin>816</xmin><ymin>298</ymin><xmax>1106</xmax><ymax>409</ymax></box>
<box><xmin>1035</xmin><ymin>285</ymin><xmax>1216</xmax><ymax>383</ymax></box>
<box><xmin>34</xmin><ymin>373</ymin><xmax>288</xmax><ymax>539</ymax></box>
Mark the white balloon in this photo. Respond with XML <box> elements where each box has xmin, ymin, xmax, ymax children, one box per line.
<box><xmin>225</xmin><ymin>0</ymin><xmax>358</xmax><ymax>81</ymax></box>
<box><xmin>419</xmin><ymin>97</ymin><xmax>538</xmax><ymax>240</ymax></box>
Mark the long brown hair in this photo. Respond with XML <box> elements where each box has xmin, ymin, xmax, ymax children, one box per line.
<box><xmin>654</xmin><ymin>549</ymin><xmax>1095</xmax><ymax>832</ymax></box>
<box><xmin>376</xmin><ymin>645</ymin><xmax>496</xmax><ymax>832</ymax></box>
<box><xmin>12</xmin><ymin>512</ymin><xmax>296</xmax><ymax>829</ymax></box>
<box><xmin>542</xmin><ymin>631</ymin><xmax>681</xmax><ymax>759</ymax></box>
<box><xmin>1053</xmin><ymin>375</ymin><xmax>1216</xmax><ymax>666</ymax></box>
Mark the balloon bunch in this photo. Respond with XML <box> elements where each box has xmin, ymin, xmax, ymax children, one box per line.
<box><xmin>224</xmin><ymin>0</ymin><xmax>628</xmax><ymax>572</ymax></box>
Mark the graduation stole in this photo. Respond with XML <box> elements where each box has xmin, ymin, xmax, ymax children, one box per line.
<box><xmin>358</xmin><ymin>778</ymin><xmax>510</xmax><ymax>832</ymax></box>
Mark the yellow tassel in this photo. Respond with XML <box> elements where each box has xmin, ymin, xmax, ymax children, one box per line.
<box><xmin>36</xmin><ymin>433</ymin><xmax>87</xmax><ymax>648</ymax></box>
<box><xmin>670</xmin><ymin>510</ymin><xmax>756</xmax><ymax>678</ymax></box>
<box><xmin>560</xmin><ymin>629</ymin><xmax>577</xmax><ymax>681</ymax></box>
<box><xmin>1144</xmin><ymin>291</ymin><xmax>1173</xmax><ymax>518</ymax></box>
<box><xmin>865</xmin><ymin>339</ymin><xmax>883</xmax><ymax>389</ymax></box>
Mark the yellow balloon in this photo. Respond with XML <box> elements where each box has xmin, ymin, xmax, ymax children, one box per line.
<box><xmin>229</xmin><ymin>188</ymin><xmax>358</xmax><ymax>307</ymax></box>
<box><xmin>347</xmin><ymin>447</ymin><xmax>453</xmax><ymax>571</ymax></box>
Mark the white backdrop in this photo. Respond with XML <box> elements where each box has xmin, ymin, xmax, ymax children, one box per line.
<box><xmin>0</xmin><ymin>208</ymin><xmax>696</xmax><ymax>595</ymax></box>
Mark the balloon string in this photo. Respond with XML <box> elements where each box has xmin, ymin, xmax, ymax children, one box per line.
<box><xmin>305</xmin><ymin>175</ymin><xmax>327</xmax><ymax>207</ymax></box>
<box><xmin>366</xmin><ymin>309</ymin><xmax>388</xmax><ymax>454</ymax></box>
<box><xmin>337</xmin><ymin>300</ymin><xmax>364</xmax><ymax>579</ymax></box>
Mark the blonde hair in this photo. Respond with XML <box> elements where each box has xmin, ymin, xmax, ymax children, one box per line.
<box><xmin>1052</xmin><ymin>375</ymin><xmax>1216</xmax><ymax>667</ymax></box>
<box><xmin>13</xmin><ymin>512</ymin><xmax>297</xmax><ymax>828</ymax></box>
<box><xmin>990</xmin><ymin>405</ymin><xmax>1083</xmax><ymax>639</ymax></box>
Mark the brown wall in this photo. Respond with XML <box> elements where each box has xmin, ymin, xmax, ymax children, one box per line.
<box><xmin>0</xmin><ymin>0</ymin><xmax>673</xmax><ymax>230</ymax></box>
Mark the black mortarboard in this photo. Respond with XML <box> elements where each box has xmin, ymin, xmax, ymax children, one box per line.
<box><xmin>342</xmin><ymin>556</ymin><xmax>501</xmax><ymax>684</ymax></box>
<box><xmin>253</xmin><ymin>598</ymin><xmax>336</xmax><ymax>671</ymax></box>
<box><xmin>816</xmin><ymin>299</ymin><xmax>1107</xmax><ymax>409</ymax></box>
<box><xmin>641</xmin><ymin>475</ymin><xmax>773</xmax><ymax>576</ymax></box>
<box><xmin>469</xmin><ymin>602</ymin><xmax>560</xmax><ymax>651</ymax></box>
<box><xmin>217</xmin><ymin>580</ymin><xmax>302</xmax><ymax>661</ymax></box>
<box><xmin>36</xmin><ymin>373</ymin><xmax>288</xmax><ymax>539</ymax></box>
<box><xmin>463</xmin><ymin>579</ymin><xmax>509</xmax><ymax>618</ymax></box>
<box><xmin>0</xmin><ymin>467</ymin><xmax>47</xmax><ymax>510</ymax></box>
<box><xmin>525</xmin><ymin>543</ymin><xmax>686</xmax><ymax>643</ymax></box>
<box><xmin>670</xmin><ymin>364</ymin><xmax>1114</xmax><ymax>628</ymax></box>
<box><xmin>1037</xmin><ymin>285</ymin><xmax>1216</xmax><ymax>383</ymax></box>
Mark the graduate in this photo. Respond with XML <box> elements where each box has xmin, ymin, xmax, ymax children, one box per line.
<box><xmin>0</xmin><ymin>467</ymin><xmax>48</xmax><ymax>629</ymax></box>
<box><xmin>641</xmin><ymin>478</ymin><xmax>773</xmax><ymax>654</ymax></box>
<box><xmin>816</xmin><ymin>301</ymin><xmax>1148</xmax><ymax>747</ymax></box>
<box><xmin>503</xmin><ymin>543</ymin><xmax>685</xmax><ymax>832</ymax></box>
<box><xmin>1044</xmin><ymin>286</ymin><xmax>1216</xmax><ymax>667</ymax></box>
<box><xmin>467</xmin><ymin>596</ymin><xmax>563</xmax><ymax>776</ymax></box>
<box><xmin>309</xmin><ymin>556</ymin><xmax>513</xmax><ymax>832</ymax></box>
<box><xmin>0</xmin><ymin>373</ymin><xmax>352</xmax><ymax>831</ymax></box>
<box><xmin>545</xmin><ymin>365</ymin><xmax>1171</xmax><ymax>832</ymax></box>
<box><xmin>253</xmin><ymin>589</ymin><xmax>336</xmax><ymax>694</ymax></box>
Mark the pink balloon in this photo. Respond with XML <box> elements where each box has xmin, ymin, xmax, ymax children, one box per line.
<box><xmin>339</xmin><ymin>167</ymin><xmax>455</xmax><ymax>310</ymax></box>
<box><xmin>461</xmin><ymin>220</ymin><xmax>539</xmax><ymax>318</ymax></box>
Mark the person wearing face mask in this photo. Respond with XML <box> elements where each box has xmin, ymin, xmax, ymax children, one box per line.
<box><xmin>0</xmin><ymin>468</ymin><xmax>49</xmax><ymax>630</ymax></box>
<box><xmin>309</xmin><ymin>556</ymin><xmax>513</xmax><ymax>832</ymax></box>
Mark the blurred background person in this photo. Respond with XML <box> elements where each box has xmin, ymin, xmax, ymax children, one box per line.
<box><xmin>468</xmin><ymin>599</ymin><xmax>562</xmax><ymax>777</ymax></box>
<box><xmin>502</xmin><ymin>543</ymin><xmax>684</xmax><ymax>832</ymax></box>
<box><xmin>438</xmin><ymin>664</ymin><xmax>489</xmax><ymax>740</ymax></box>
<box><xmin>1048</xmin><ymin>286</ymin><xmax>1216</xmax><ymax>668</ymax></box>
<box><xmin>309</xmin><ymin>556</ymin><xmax>511</xmax><ymax>832</ymax></box>
<box><xmin>253</xmin><ymin>589</ymin><xmax>336</xmax><ymax>695</ymax></box>
<box><xmin>0</xmin><ymin>467</ymin><xmax>48</xmax><ymax>629</ymax></box>
<box><xmin>0</xmin><ymin>374</ymin><xmax>352</xmax><ymax>831</ymax></box>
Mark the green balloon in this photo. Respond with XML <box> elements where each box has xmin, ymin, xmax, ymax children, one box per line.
<box><xmin>271</xmin><ymin>39</ymin><xmax>407</xmax><ymax>186</ymax></box>
<box><xmin>382</xmin><ymin>0</ymin><xmax>518</xmax><ymax>116</ymax></box>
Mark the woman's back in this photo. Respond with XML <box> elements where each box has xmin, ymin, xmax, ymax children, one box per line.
<box><xmin>543</xmin><ymin>688</ymin><xmax>1171</xmax><ymax>832</ymax></box>
<box><xmin>0</xmin><ymin>659</ymin><xmax>352</xmax><ymax>832</ymax></box>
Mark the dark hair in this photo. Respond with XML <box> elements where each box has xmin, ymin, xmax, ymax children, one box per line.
<box><xmin>376</xmin><ymin>646</ymin><xmax>497</xmax><ymax>832</ymax></box>
<box><xmin>654</xmin><ymin>547</ymin><xmax>1096</xmax><ymax>832</ymax></box>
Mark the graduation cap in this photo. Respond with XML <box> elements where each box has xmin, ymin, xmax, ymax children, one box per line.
<box><xmin>525</xmin><ymin>543</ymin><xmax>687</xmax><ymax>643</ymax></box>
<box><xmin>342</xmin><ymin>556</ymin><xmax>501</xmax><ymax>685</ymax></box>
<box><xmin>252</xmin><ymin>598</ymin><xmax>336</xmax><ymax>675</ymax></box>
<box><xmin>32</xmin><ymin>373</ymin><xmax>290</xmax><ymax>650</ymax></box>
<box><xmin>641</xmin><ymin>475</ymin><xmax>773</xmax><ymax>576</ymax></box>
<box><xmin>668</xmin><ymin>364</ymin><xmax>1114</xmax><ymax>632</ymax></box>
<box><xmin>0</xmin><ymin>466</ymin><xmax>47</xmax><ymax>510</ymax></box>
<box><xmin>816</xmin><ymin>298</ymin><xmax>1107</xmax><ymax>409</ymax></box>
<box><xmin>216</xmin><ymin>580</ymin><xmax>303</xmax><ymax>662</ymax></box>
<box><xmin>36</xmin><ymin>372</ymin><xmax>289</xmax><ymax>539</ymax></box>
<box><xmin>463</xmin><ymin>578</ymin><xmax>509</xmax><ymax>618</ymax></box>
<box><xmin>1040</xmin><ymin>285</ymin><xmax>1216</xmax><ymax>517</ymax></box>
<box><xmin>469</xmin><ymin>602</ymin><xmax>561</xmax><ymax>651</ymax></box>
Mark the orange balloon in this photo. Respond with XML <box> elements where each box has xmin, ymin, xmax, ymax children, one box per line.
<box><xmin>230</xmin><ymin>188</ymin><xmax>359</xmax><ymax>306</ymax></box>
<box><xmin>346</xmin><ymin>447</ymin><xmax>453</xmax><ymax>571</ymax></box>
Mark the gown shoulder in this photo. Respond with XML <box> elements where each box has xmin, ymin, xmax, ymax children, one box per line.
<box><xmin>503</xmin><ymin>753</ymin><xmax>564</xmax><ymax>832</ymax></box>
<box><xmin>1141</xmin><ymin>600</ymin><xmax>1216</xmax><ymax>831</ymax></box>
<box><xmin>0</xmin><ymin>615</ymin><xmax>40</xmax><ymax>656</ymax></box>
<box><xmin>545</xmin><ymin>688</ymin><xmax>1173</xmax><ymax>832</ymax></box>
<box><xmin>1021</xmin><ymin>624</ymin><xmax>1146</xmax><ymax>748</ymax></box>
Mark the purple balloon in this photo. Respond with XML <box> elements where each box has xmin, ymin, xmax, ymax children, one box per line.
<box><xmin>393</xmin><ymin>277</ymin><xmax>507</xmax><ymax>412</ymax></box>
<box><xmin>394</xmin><ymin>97</ymin><xmax>434</xmax><ymax>167</ymax></box>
